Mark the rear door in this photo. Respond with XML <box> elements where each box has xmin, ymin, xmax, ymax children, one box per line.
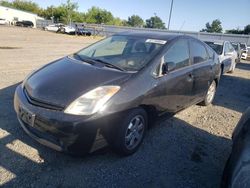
<box><xmin>149</xmin><ymin>38</ymin><xmax>194</xmax><ymax>112</ymax></box>
<box><xmin>222</xmin><ymin>42</ymin><xmax>233</xmax><ymax>72</ymax></box>
<box><xmin>189</xmin><ymin>39</ymin><xmax>213</xmax><ymax>102</ymax></box>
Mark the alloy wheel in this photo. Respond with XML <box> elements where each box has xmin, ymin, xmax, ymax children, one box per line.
<box><xmin>124</xmin><ymin>115</ymin><xmax>145</xmax><ymax>150</ymax></box>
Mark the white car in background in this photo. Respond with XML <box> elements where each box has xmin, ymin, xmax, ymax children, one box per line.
<box><xmin>44</xmin><ymin>23</ymin><xmax>64</xmax><ymax>32</ymax></box>
<box><xmin>204</xmin><ymin>40</ymin><xmax>238</xmax><ymax>74</ymax></box>
<box><xmin>59</xmin><ymin>25</ymin><xmax>76</xmax><ymax>34</ymax></box>
<box><xmin>247</xmin><ymin>47</ymin><xmax>250</xmax><ymax>60</ymax></box>
<box><xmin>241</xmin><ymin>47</ymin><xmax>250</xmax><ymax>60</ymax></box>
<box><xmin>240</xmin><ymin>43</ymin><xmax>248</xmax><ymax>60</ymax></box>
<box><xmin>0</xmin><ymin>18</ymin><xmax>8</xmax><ymax>25</ymax></box>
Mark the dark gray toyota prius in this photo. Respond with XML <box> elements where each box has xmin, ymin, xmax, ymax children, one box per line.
<box><xmin>14</xmin><ymin>32</ymin><xmax>221</xmax><ymax>156</ymax></box>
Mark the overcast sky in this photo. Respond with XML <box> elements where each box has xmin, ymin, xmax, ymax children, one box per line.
<box><xmin>32</xmin><ymin>0</ymin><xmax>250</xmax><ymax>32</ymax></box>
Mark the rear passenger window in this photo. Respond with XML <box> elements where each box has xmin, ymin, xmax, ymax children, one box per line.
<box><xmin>190</xmin><ymin>40</ymin><xmax>208</xmax><ymax>64</ymax></box>
<box><xmin>163</xmin><ymin>39</ymin><xmax>190</xmax><ymax>70</ymax></box>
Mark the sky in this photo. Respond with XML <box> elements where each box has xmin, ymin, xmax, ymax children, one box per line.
<box><xmin>31</xmin><ymin>0</ymin><xmax>250</xmax><ymax>32</ymax></box>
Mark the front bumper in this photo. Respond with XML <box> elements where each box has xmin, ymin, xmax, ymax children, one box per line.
<box><xmin>14</xmin><ymin>85</ymin><xmax>116</xmax><ymax>155</ymax></box>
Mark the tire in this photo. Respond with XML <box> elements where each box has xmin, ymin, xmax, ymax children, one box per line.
<box><xmin>110</xmin><ymin>108</ymin><xmax>148</xmax><ymax>156</ymax></box>
<box><xmin>200</xmin><ymin>81</ymin><xmax>216</xmax><ymax>106</ymax></box>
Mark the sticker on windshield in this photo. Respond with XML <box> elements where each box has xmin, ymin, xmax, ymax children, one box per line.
<box><xmin>146</xmin><ymin>39</ymin><xmax>167</xmax><ymax>44</ymax></box>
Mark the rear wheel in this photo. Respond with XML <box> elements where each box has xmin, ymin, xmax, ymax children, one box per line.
<box><xmin>200</xmin><ymin>81</ymin><xmax>216</xmax><ymax>106</ymax></box>
<box><xmin>111</xmin><ymin>108</ymin><xmax>147</xmax><ymax>156</ymax></box>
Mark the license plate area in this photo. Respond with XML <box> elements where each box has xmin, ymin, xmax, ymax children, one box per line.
<box><xmin>19</xmin><ymin>106</ymin><xmax>35</xmax><ymax>127</ymax></box>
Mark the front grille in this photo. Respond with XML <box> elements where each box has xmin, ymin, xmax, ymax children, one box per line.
<box><xmin>24</xmin><ymin>88</ymin><xmax>64</xmax><ymax>111</ymax></box>
<box><xmin>22</xmin><ymin>118</ymin><xmax>61</xmax><ymax>146</ymax></box>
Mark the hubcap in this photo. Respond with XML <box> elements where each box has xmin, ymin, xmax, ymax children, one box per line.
<box><xmin>125</xmin><ymin>115</ymin><xmax>145</xmax><ymax>150</ymax></box>
<box><xmin>207</xmin><ymin>82</ymin><xmax>216</xmax><ymax>103</ymax></box>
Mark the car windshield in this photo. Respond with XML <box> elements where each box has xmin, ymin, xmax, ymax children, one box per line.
<box><xmin>205</xmin><ymin>42</ymin><xmax>223</xmax><ymax>55</ymax></box>
<box><xmin>75</xmin><ymin>35</ymin><xmax>166</xmax><ymax>71</ymax></box>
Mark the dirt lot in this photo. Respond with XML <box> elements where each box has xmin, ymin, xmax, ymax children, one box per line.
<box><xmin>0</xmin><ymin>26</ymin><xmax>250</xmax><ymax>188</ymax></box>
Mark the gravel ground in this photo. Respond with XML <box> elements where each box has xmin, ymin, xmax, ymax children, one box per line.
<box><xmin>1</xmin><ymin>26</ymin><xmax>250</xmax><ymax>188</ymax></box>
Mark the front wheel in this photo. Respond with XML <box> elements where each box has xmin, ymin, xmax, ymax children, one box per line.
<box><xmin>110</xmin><ymin>108</ymin><xmax>148</xmax><ymax>156</ymax></box>
<box><xmin>200</xmin><ymin>81</ymin><xmax>216</xmax><ymax>106</ymax></box>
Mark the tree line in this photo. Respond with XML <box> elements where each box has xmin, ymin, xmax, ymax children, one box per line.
<box><xmin>200</xmin><ymin>19</ymin><xmax>250</xmax><ymax>35</ymax></box>
<box><xmin>0</xmin><ymin>0</ymin><xmax>165</xmax><ymax>29</ymax></box>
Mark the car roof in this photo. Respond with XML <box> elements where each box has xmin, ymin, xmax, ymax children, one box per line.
<box><xmin>114</xmin><ymin>31</ymin><xmax>186</xmax><ymax>41</ymax></box>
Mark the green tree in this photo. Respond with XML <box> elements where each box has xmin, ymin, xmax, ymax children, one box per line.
<box><xmin>226</xmin><ymin>28</ymin><xmax>244</xmax><ymax>34</ymax></box>
<box><xmin>62</xmin><ymin>0</ymin><xmax>78</xmax><ymax>24</ymax></box>
<box><xmin>0</xmin><ymin>0</ymin><xmax>42</xmax><ymax>15</ymax></box>
<box><xmin>201</xmin><ymin>19</ymin><xmax>223</xmax><ymax>33</ymax></box>
<box><xmin>127</xmin><ymin>15</ymin><xmax>144</xmax><ymax>27</ymax></box>
<box><xmin>84</xmin><ymin>6</ymin><xmax>114</xmax><ymax>24</ymax></box>
<box><xmin>0</xmin><ymin>0</ymin><xmax>13</xmax><ymax>8</ymax></box>
<box><xmin>145</xmin><ymin>16</ymin><xmax>165</xmax><ymax>29</ymax></box>
<box><xmin>244</xmin><ymin>25</ymin><xmax>250</xmax><ymax>35</ymax></box>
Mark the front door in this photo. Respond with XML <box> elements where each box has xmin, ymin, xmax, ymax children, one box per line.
<box><xmin>148</xmin><ymin>38</ymin><xmax>194</xmax><ymax>112</ymax></box>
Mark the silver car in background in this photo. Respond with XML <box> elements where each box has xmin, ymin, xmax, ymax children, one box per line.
<box><xmin>204</xmin><ymin>40</ymin><xmax>237</xmax><ymax>74</ymax></box>
<box><xmin>240</xmin><ymin>43</ymin><xmax>248</xmax><ymax>60</ymax></box>
<box><xmin>44</xmin><ymin>23</ymin><xmax>65</xmax><ymax>32</ymax></box>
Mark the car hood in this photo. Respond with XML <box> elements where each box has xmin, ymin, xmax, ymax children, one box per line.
<box><xmin>24</xmin><ymin>56</ymin><xmax>132</xmax><ymax>108</ymax></box>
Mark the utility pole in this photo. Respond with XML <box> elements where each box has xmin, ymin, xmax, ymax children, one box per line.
<box><xmin>167</xmin><ymin>0</ymin><xmax>174</xmax><ymax>30</ymax></box>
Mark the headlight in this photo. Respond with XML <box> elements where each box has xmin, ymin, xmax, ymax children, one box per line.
<box><xmin>64</xmin><ymin>86</ymin><xmax>120</xmax><ymax>115</ymax></box>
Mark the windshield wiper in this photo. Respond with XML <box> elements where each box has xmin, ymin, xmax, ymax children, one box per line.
<box><xmin>72</xmin><ymin>54</ymin><xmax>94</xmax><ymax>65</ymax></box>
<box><xmin>92</xmin><ymin>58</ymin><xmax>124</xmax><ymax>71</ymax></box>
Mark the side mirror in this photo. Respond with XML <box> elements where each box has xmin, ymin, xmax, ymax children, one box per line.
<box><xmin>162</xmin><ymin>61</ymin><xmax>176</xmax><ymax>75</ymax></box>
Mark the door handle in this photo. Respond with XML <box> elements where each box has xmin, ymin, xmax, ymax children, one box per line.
<box><xmin>187</xmin><ymin>73</ymin><xmax>194</xmax><ymax>82</ymax></box>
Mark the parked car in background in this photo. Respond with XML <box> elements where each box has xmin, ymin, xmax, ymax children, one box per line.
<box><xmin>0</xmin><ymin>18</ymin><xmax>8</xmax><ymax>25</ymax></box>
<box><xmin>241</xmin><ymin>49</ymin><xmax>248</xmax><ymax>60</ymax></box>
<box><xmin>222</xmin><ymin>107</ymin><xmax>250</xmax><ymax>188</ymax></box>
<box><xmin>240</xmin><ymin>43</ymin><xmax>248</xmax><ymax>60</ymax></box>
<box><xmin>231</xmin><ymin>42</ymin><xmax>241</xmax><ymax>63</ymax></box>
<box><xmin>242</xmin><ymin>46</ymin><xmax>250</xmax><ymax>60</ymax></box>
<box><xmin>58</xmin><ymin>25</ymin><xmax>76</xmax><ymax>34</ymax></box>
<box><xmin>16</xmin><ymin>20</ymin><xmax>34</xmax><ymax>27</ymax></box>
<box><xmin>204</xmin><ymin>40</ymin><xmax>237</xmax><ymax>74</ymax></box>
<box><xmin>44</xmin><ymin>23</ymin><xmax>64</xmax><ymax>32</ymax></box>
<box><xmin>77</xmin><ymin>27</ymin><xmax>92</xmax><ymax>36</ymax></box>
<box><xmin>247</xmin><ymin>47</ymin><xmax>250</xmax><ymax>60</ymax></box>
<box><xmin>14</xmin><ymin>33</ymin><xmax>221</xmax><ymax>156</ymax></box>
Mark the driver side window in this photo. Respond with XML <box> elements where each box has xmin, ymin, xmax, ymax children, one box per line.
<box><xmin>163</xmin><ymin>39</ymin><xmax>190</xmax><ymax>70</ymax></box>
